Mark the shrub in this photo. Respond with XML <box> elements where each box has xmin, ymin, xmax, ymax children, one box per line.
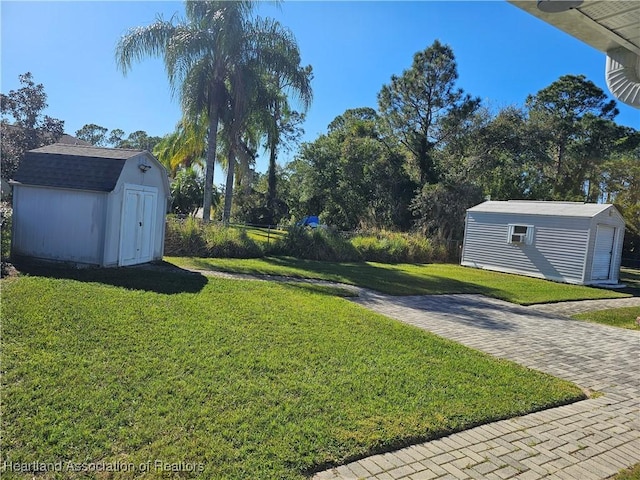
<box><xmin>351</xmin><ymin>234</ymin><xmax>399</xmax><ymax>263</ymax></box>
<box><xmin>170</xmin><ymin>167</ymin><xmax>204</xmax><ymax>216</ymax></box>
<box><xmin>164</xmin><ymin>216</ymin><xmax>205</xmax><ymax>256</ymax></box>
<box><xmin>201</xmin><ymin>223</ymin><xmax>263</xmax><ymax>258</ymax></box>
<box><xmin>163</xmin><ymin>218</ymin><xmax>456</xmax><ymax>264</ymax></box>
<box><xmin>350</xmin><ymin>230</ymin><xmax>439</xmax><ymax>263</ymax></box>
<box><xmin>271</xmin><ymin>226</ymin><xmax>361</xmax><ymax>262</ymax></box>
<box><xmin>1</xmin><ymin>202</ymin><xmax>13</xmax><ymax>276</ymax></box>
<box><xmin>164</xmin><ymin>217</ymin><xmax>263</xmax><ymax>258</ymax></box>
<box><xmin>270</xmin><ymin>228</ymin><xmax>453</xmax><ymax>263</ymax></box>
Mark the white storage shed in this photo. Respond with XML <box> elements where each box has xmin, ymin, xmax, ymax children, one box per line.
<box><xmin>11</xmin><ymin>143</ymin><xmax>170</xmax><ymax>267</ymax></box>
<box><xmin>461</xmin><ymin>201</ymin><xmax>626</xmax><ymax>285</ymax></box>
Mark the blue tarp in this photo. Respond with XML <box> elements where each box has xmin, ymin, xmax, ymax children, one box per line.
<box><xmin>297</xmin><ymin>215</ymin><xmax>320</xmax><ymax>228</ymax></box>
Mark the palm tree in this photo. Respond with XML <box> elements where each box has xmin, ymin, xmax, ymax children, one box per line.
<box><xmin>218</xmin><ymin>17</ymin><xmax>313</xmax><ymax>224</ymax></box>
<box><xmin>117</xmin><ymin>2</ymin><xmax>312</xmax><ymax>224</ymax></box>
<box><xmin>116</xmin><ymin>1</ymin><xmax>257</xmax><ymax>222</ymax></box>
<box><xmin>242</xmin><ymin>56</ymin><xmax>311</xmax><ymax>225</ymax></box>
<box><xmin>153</xmin><ymin>118</ymin><xmax>207</xmax><ymax>176</ymax></box>
<box><xmin>262</xmin><ymin>91</ymin><xmax>309</xmax><ymax>224</ymax></box>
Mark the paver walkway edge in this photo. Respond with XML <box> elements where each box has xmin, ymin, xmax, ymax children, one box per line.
<box><xmin>313</xmin><ymin>292</ymin><xmax>640</xmax><ymax>480</ymax></box>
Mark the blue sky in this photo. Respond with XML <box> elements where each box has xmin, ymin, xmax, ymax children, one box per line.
<box><xmin>2</xmin><ymin>1</ymin><xmax>638</xmax><ymax>186</ymax></box>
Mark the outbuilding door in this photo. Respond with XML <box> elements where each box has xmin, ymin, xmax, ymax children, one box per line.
<box><xmin>119</xmin><ymin>185</ymin><xmax>158</xmax><ymax>266</ymax></box>
<box><xmin>591</xmin><ymin>225</ymin><xmax>615</xmax><ymax>280</ymax></box>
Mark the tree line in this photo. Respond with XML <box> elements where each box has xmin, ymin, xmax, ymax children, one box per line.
<box><xmin>2</xmin><ymin>1</ymin><xmax>638</xmax><ymax>261</ymax></box>
<box><xmin>74</xmin><ymin>124</ymin><xmax>163</xmax><ymax>151</ymax></box>
<box><xmin>0</xmin><ymin>73</ymin><xmax>164</xmax><ymax>179</ymax></box>
<box><xmin>239</xmin><ymin>41</ymin><xmax>638</xmax><ymax>259</ymax></box>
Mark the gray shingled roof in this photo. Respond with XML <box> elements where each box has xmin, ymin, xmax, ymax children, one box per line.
<box><xmin>13</xmin><ymin>144</ymin><xmax>145</xmax><ymax>192</ymax></box>
<box><xmin>57</xmin><ymin>134</ymin><xmax>92</xmax><ymax>146</ymax></box>
<box><xmin>32</xmin><ymin>143</ymin><xmax>144</xmax><ymax>158</ymax></box>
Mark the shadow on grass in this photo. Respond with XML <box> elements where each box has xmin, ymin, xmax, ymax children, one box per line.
<box><xmin>618</xmin><ymin>268</ymin><xmax>640</xmax><ymax>297</ymax></box>
<box><xmin>13</xmin><ymin>260</ymin><xmax>207</xmax><ymax>295</ymax></box>
<box><xmin>261</xmin><ymin>256</ymin><xmax>509</xmax><ymax>298</ymax></box>
<box><xmin>374</xmin><ymin>293</ymin><xmax>583</xmax><ymax>332</ymax></box>
<box><xmin>389</xmin><ymin>295</ymin><xmax>519</xmax><ymax>331</ymax></box>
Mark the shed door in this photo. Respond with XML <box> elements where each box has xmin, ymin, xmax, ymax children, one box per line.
<box><xmin>591</xmin><ymin>225</ymin><xmax>615</xmax><ymax>280</ymax></box>
<box><xmin>119</xmin><ymin>186</ymin><xmax>157</xmax><ymax>266</ymax></box>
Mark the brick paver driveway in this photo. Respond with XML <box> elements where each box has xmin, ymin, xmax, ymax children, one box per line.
<box><xmin>314</xmin><ymin>293</ymin><xmax>640</xmax><ymax>480</ymax></box>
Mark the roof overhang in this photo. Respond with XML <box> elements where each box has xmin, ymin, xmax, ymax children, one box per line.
<box><xmin>12</xmin><ymin>144</ymin><xmax>170</xmax><ymax>195</ymax></box>
<box><xmin>467</xmin><ymin>200</ymin><xmax>618</xmax><ymax>218</ymax></box>
<box><xmin>508</xmin><ymin>0</ymin><xmax>640</xmax><ymax>108</ymax></box>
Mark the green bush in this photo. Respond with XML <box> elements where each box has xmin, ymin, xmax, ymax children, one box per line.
<box><xmin>164</xmin><ymin>217</ymin><xmax>263</xmax><ymax>258</ymax></box>
<box><xmin>1</xmin><ymin>202</ymin><xmax>13</xmax><ymax>276</ymax></box>
<box><xmin>351</xmin><ymin>233</ymin><xmax>408</xmax><ymax>263</ymax></box>
<box><xmin>271</xmin><ymin>226</ymin><xmax>361</xmax><ymax>261</ymax></box>
<box><xmin>350</xmin><ymin>230</ymin><xmax>445</xmax><ymax>263</ymax></box>
<box><xmin>163</xmin><ymin>218</ymin><xmax>455</xmax><ymax>264</ymax></box>
<box><xmin>270</xmin><ymin>228</ymin><xmax>450</xmax><ymax>263</ymax></box>
<box><xmin>170</xmin><ymin>167</ymin><xmax>205</xmax><ymax>216</ymax></box>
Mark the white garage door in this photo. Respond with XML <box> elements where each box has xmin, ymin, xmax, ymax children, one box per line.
<box><xmin>591</xmin><ymin>225</ymin><xmax>615</xmax><ymax>280</ymax></box>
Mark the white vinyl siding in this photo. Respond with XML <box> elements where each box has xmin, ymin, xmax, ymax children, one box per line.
<box><xmin>462</xmin><ymin>213</ymin><xmax>589</xmax><ymax>283</ymax></box>
<box><xmin>461</xmin><ymin>202</ymin><xmax>626</xmax><ymax>285</ymax></box>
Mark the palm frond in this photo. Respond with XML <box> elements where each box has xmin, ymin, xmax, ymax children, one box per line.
<box><xmin>117</xmin><ymin>0</ymin><xmax>313</xmax><ymax>223</ymax></box>
<box><xmin>246</xmin><ymin>17</ymin><xmax>313</xmax><ymax>110</ymax></box>
<box><xmin>153</xmin><ymin>118</ymin><xmax>208</xmax><ymax>175</ymax></box>
<box><xmin>115</xmin><ymin>17</ymin><xmax>177</xmax><ymax>77</ymax></box>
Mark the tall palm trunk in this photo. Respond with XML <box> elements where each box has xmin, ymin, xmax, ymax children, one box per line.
<box><xmin>202</xmin><ymin>105</ymin><xmax>220</xmax><ymax>223</ymax></box>
<box><xmin>266</xmin><ymin>137</ymin><xmax>278</xmax><ymax>225</ymax></box>
<box><xmin>222</xmin><ymin>144</ymin><xmax>236</xmax><ymax>224</ymax></box>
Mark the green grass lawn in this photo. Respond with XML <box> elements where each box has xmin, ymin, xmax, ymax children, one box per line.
<box><xmin>2</xmin><ymin>268</ymin><xmax>584</xmax><ymax>479</ymax></box>
<box><xmin>166</xmin><ymin>256</ymin><xmax>631</xmax><ymax>305</ymax></box>
<box><xmin>615</xmin><ymin>463</ymin><xmax>640</xmax><ymax>480</ymax></box>
<box><xmin>232</xmin><ymin>224</ymin><xmax>288</xmax><ymax>246</ymax></box>
<box><xmin>573</xmin><ymin>306</ymin><xmax>640</xmax><ymax>330</ymax></box>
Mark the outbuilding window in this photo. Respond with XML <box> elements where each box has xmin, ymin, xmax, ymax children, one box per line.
<box><xmin>508</xmin><ymin>224</ymin><xmax>534</xmax><ymax>245</ymax></box>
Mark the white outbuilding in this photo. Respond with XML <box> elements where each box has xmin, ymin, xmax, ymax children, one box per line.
<box><xmin>461</xmin><ymin>201</ymin><xmax>626</xmax><ymax>285</ymax></box>
<box><xmin>11</xmin><ymin>143</ymin><xmax>170</xmax><ymax>267</ymax></box>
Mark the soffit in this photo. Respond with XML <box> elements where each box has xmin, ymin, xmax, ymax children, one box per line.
<box><xmin>509</xmin><ymin>1</ymin><xmax>640</xmax><ymax>55</ymax></box>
